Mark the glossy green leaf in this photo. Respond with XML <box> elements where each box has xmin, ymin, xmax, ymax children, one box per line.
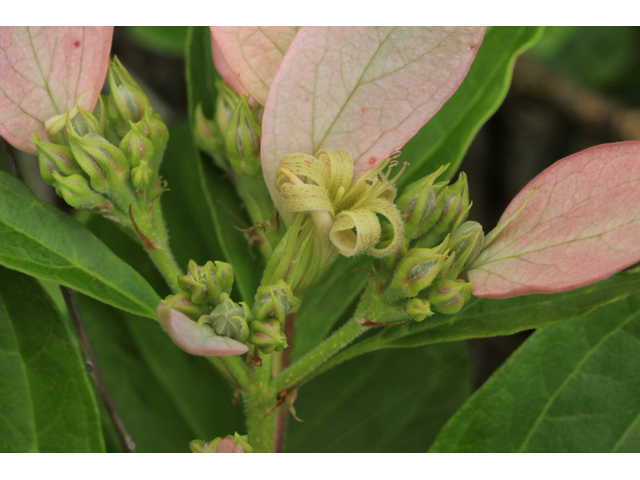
<box><xmin>185</xmin><ymin>27</ymin><xmax>262</xmax><ymax>303</ymax></box>
<box><xmin>398</xmin><ymin>26</ymin><xmax>544</xmax><ymax>188</ymax></box>
<box><xmin>286</xmin><ymin>341</ymin><xmax>471</xmax><ymax>452</ymax></box>
<box><xmin>333</xmin><ymin>270</ymin><xmax>640</xmax><ymax>363</ymax></box>
<box><xmin>0</xmin><ymin>172</ymin><xmax>160</xmax><ymax>318</ymax></box>
<box><xmin>430</xmin><ymin>293</ymin><xmax>640</xmax><ymax>452</ymax></box>
<box><xmin>0</xmin><ymin>267</ymin><xmax>103</xmax><ymax>452</ymax></box>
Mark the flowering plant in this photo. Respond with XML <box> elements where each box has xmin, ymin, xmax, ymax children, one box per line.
<box><xmin>0</xmin><ymin>26</ymin><xmax>639</xmax><ymax>453</ymax></box>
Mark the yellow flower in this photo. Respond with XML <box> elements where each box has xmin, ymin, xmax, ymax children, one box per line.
<box><xmin>275</xmin><ymin>149</ymin><xmax>406</xmax><ymax>258</ymax></box>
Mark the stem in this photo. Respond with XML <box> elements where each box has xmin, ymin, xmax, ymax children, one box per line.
<box><xmin>61</xmin><ymin>286</ymin><xmax>136</xmax><ymax>453</ymax></box>
<box><xmin>146</xmin><ymin>245</ymin><xmax>182</xmax><ymax>293</ymax></box>
<box><xmin>274</xmin><ymin>313</ymin><xmax>296</xmax><ymax>453</ymax></box>
<box><xmin>244</xmin><ymin>352</ymin><xmax>278</xmax><ymax>452</ymax></box>
<box><xmin>221</xmin><ymin>355</ymin><xmax>251</xmax><ymax>389</ymax></box>
<box><xmin>270</xmin><ymin>316</ymin><xmax>366</xmax><ymax>395</ymax></box>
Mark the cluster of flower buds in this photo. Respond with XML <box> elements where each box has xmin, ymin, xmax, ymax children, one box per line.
<box><xmin>190</xmin><ymin>432</ymin><xmax>252</xmax><ymax>453</ymax></box>
<box><xmin>34</xmin><ymin>57</ymin><xmax>169</xmax><ymax>229</ymax></box>
<box><xmin>194</xmin><ymin>79</ymin><xmax>263</xmax><ymax>176</ymax></box>
<box><xmin>248</xmin><ymin>280</ymin><xmax>299</xmax><ymax>354</ymax></box>
<box><xmin>379</xmin><ymin>169</ymin><xmax>483</xmax><ymax>320</ymax></box>
<box><xmin>163</xmin><ymin>260</ymin><xmax>254</xmax><ymax>344</ymax></box>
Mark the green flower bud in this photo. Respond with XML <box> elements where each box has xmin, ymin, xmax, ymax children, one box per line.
<box><xmin>226</xmin><ymin>94</ymin><xmax>261</xmax><ymax>175</ymax></box>
<box><xmin>249</xmin><ymin>319</ymin><xmax>287</xmax><ymax>354</ymax></box>
<box><xmin>390</xmin><ymin>239</ymin><xmax>449</xmax><ymax>298</ymax></box>
<box><xmin>445</xmin><ymin>221</ymin><xmax>485</xmax><ymax>279</ymax></box>
<box><xmin>66</xmin><ymin>115</ymin><xmax>129</xmax><ymax>193</ymax></box>
<box><xmin>405</xmin><ymin>298</ymin><xmax>433</xmax><ymax>322</ymax></box>
<box><xmin>414</xmin><ymin>173</ymin><xmax>471</xmax><ymax>249</ymax></box>
<box><xmin>254</xmin><ymin>280</ymin><xmax>298</xmax><ymax>324</ymax></box>
<box><xmin>200</xmin><ymin>293</ymin><xmax>251</xmax><ymax>343</ymax></box>
<box><xmin>52</xmin><ymin>173</ymin><xmax>108</xmax><ymax>209</ymax></box>
<box><xmin>177</xmin><ymin>260</ymin><xmax>234</xmax><ymax>306</ymax></box>
<box><xmin>193</xmin><ymin>103</ymin><xmax>227</xmax><ymax>168</ymax></box>
<box><xmin>44</xmin><ymin>97</ymin><xmax>102</xmax><ymax>146</ymax></box>
<box><xmin>131</xmin><ymin>160</ymin><xmax>152</xmax><ymax>189</ymax></box>
<box><xmin>426</xmin><ymin>278</ymin><xmax>472</xmax><ymax>315</ymax></box>
<box><xmin>33</xmin><ymin>133</ymin><xmax>80</xmax><ymax>185</ymax></box>
<box><xmin>119</xmin><ymin>122</ymin><xmax>155</xmax><ymax>169</ymax></box>
<box><xmin>139</xmin><ymin>111</ymin><xmax>169</xmax><ymax>165</ymax></box>
<box><xmin>161</xmin><ymin>292</ymin><xmax>209</xmax><ymax>319</ymax></box>
<box><xmin>396</xmin><ymin>165</ymin><xmax>448</xmax><ymax>240</ymax></box>
<box><xmin>190</xmin><ymin>433</ymin><xmax>252</xmax><ymax>453</ymax></box>
<box><xmin>106</xmin><ymin>57</ymin><xmax>152</xmax><ymax>137</ymax></box>
<box><xmin>215</xmin><ymin>78</ymin><xmax>241</xmax><ymax>137</ymax></box>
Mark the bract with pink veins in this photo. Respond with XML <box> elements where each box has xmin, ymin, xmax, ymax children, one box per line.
<box><xmin>157</xmin><ymin>303</ymin><xmax>249</xmax><ymax>356</ymax></box>
<box><xmin>0</xmin><ymin>27</ymin><xmax>113</xmax><ymax>154</ymax></box>
<box><xmin>210</xmin><ymin>26</ymin><xmax>299</xmax><ymax>106</ymax></box>
<box><xmin>260</xmin><ymin>26</ymin><xmax>486</xmax><ymax>222</ymax></box>
<box><xmin>468</xmin><ymin>142</ymin><xmax>640</xmax><ymax>298</ymax></box>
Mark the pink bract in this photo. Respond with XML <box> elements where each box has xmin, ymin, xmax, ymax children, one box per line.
<box><xmin>157</xmin><ymin>303</ymin><xmax>249</xmax><ymax>357</ymax></box>
<box><xmin>0</xmin><ymin>27</ymin><xmax>113</xmax><ymax>154</ymax></box>
<box><xmin>260</xmin><ymin>26</ymin><xmax>485</xmax><ymax>221</ymax></box>
<box><xmin>468</xmin><ymin>141</ymin><xmax>640</xmax><ymax>298</ymax></box>
<box><xmin>210</xmin><ymin>27</ymin><xmax>299</xmax><ymax>106</ymax></box>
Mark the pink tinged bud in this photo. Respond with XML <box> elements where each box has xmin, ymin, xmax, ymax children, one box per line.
<box><xmin>210</xmin><ymin>27</ymin><xmax>299</xmax><ymax>106</ymax></box>
<box><xmin>0</xmin><ymin>27</ymin><xmax>113</xmax><ymax>154</ymax></box>
<box><xmin>468</xmin><ymin>141</ymin><xmax>640</xmax><ymax>298</ymax></box>
<box><xmin>427</xmin><ymin>278</ymin><xmax>472</xmax><ymax>315</ymax></box>
<box><xmin>261</xmin><ymin>26</ymin><xmax>485</xmax><ymax>221</ymax></box>
<box><xmin>157</xmin><ymin>303</ymin><xmax>249</xmax><ymax>357</ymax></box>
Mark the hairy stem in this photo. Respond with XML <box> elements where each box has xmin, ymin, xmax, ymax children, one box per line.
<box><xmin>244</xmin><ymin>352</ymin><xmax>278</xmax><ymax>452</ymax></box>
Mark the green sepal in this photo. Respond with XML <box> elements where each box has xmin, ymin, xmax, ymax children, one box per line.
<box><xmin>226</xmin><ymin>94</ymin><xmax>262</xmax><ymax>175</ymax></box>
<box><xmin>425</xmin><ymin>278</ymin><xmax>472</xmax><ymax>315</ymax></box>
<box><xmin>33</xmin><ymin>133</ymin><xmax>80</xmax><ymax>185</ymax></box>
<box><xmin>249</xmin><ymin>318</ymin><xmax>288</xmax><ymax>354</ymax></box>
<box><xmin>201</xmin><ymin>293</ymin><xmax>251</xmax><ymax>343</ymax></box>
<box><xmin>254</xmin><ymin>279</ymin><xmax>299</xmax><ymax>324</ymax></box>
<box><xmin>405</xmin><ymin>297</ymin><xmax>433</xmax><ymax>322</ymax></box>
<box><xmin>52</xmin><ymin>172</ymin><xmax>109</xmax><ymax>210</ymax></box>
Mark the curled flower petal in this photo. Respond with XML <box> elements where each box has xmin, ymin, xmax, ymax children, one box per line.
<box><xmin>276</xmin><ymin>152</ymin><xmax>330</xmax><ymax>190</ymax></box>
<box><xmin>368</xmin><ymin>198</ymin><xmax>405</xmax><ymax>258</ymax></box>
<box><xmin>157</xmin><ymin>304</ymin><xmax>249</xmax><ymax>357</ymax></box>
<box><xmin>330</xmin><ymin>208</ymin><xmax>381</xmax><ymax>257</ymax></box>
<box><xmin>316</xmin><ymin>149</ymin><xmax>355</xmax><ymax>198</ymax></box>
<box><xmin>280</xmin><ymin>183</ymin><xmax>334</xmax><ymax>213</ymax></box>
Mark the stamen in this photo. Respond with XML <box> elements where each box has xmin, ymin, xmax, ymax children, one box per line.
<box><xmin>278</xmin><ymin>167</ymin><xmax>305</xmax><ymax>186</ymax></box>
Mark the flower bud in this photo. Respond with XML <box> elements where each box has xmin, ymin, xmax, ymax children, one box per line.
<box><xmin>414</xmin><ymin>173</ymin><xmax>470</xmax><ymax>248</ymax></box>
<box><xmin>119</xmin><ymin>122</ymin><xmax>155</xmax><ymax>169</ymax></box>
<box><xmin>254</xmin><ymin>280</ymin><xmax>299</xmax><ymax>324</ymax></box>
<box><xmin>390</xmin><ymin>240</ymin><xmax>448</xmax><ymax>298</ymax></box>
<box><xmin>200</xmin><ymin>293</ymin><xmax>251</xmax><ymax>344</ymax></box>
<box><xmin>445</xmin><ymin>221</ymin><xmax>485</xmax><ymax>279</ymax></box>
<box><xmin>161</xmin><ymin>292</ymin><xmax>209</xmax><ymax>319</ymax></box>
<box><xmin>190</xmin><ymin>433</ymin><xmax>252</xmax><ymax>453</ymax></box>
<box><xmin>426</xmin><ymin>278</ymin><xmax>472</xmax><ymax>315</ymax></box>
<box><xmin>177</xmin><ymin>260</ymin><xmax>234</xmax><ymax>306</ymax></box>
<box><xmin>396</xmin><ymin>165</ymin><xmax>447</xmax><ymax>240</ymax></box>
<box><xmin>226</xmin><ymin>94</ymin><xmax>261</xmax><ymax>175</ymax></box>
<box><xmin>405</xmin><ymin>298</ymin><xmax>433</xmax><ymax>322</ymax></box>
<box><xmin>52</xmin><ymin>173</ymin><xmax>108</xmax><ymax>209</ymax></box>
<box><xmin>66</xmin><ymin>115</ymin><xmax>129</xmax><ymax>193</ymax></box>
<box><xmin>249</xmin><ymin>319</ymin><xmax>288</xmax><ymax>354</ymax></box>
<box><xmin>33</xmin><ymin>133</ymin><xmax>80</xmax><ymax>185</ymax></box>
<box><xmin>131</xmin><ymin>160</ymin><xmax>152</xmax><ymax>189</ymax></box>
<box><xmin>193</xmin><ymin>103</ymin><xmax>227</xmax><ymax>168</ymax></box>
<box><xmin>106</xmin><ymin>57</ymin><xmax>152</xmax><ymax>137</ymax></box>
<box><xmin>139</xmin><ymin>111</ymin><xmax>169</xmax><ymax>156</ymax></box>
<box><xmin>214</xmin><ymin>78</ymin><xmax>241</xmax><ymax>137</ymax></box>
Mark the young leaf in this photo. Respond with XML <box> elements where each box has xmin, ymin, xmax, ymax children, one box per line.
<box><xmin>0</xmin><ymin>267</ymin><xmax>103</xmax><ymax>452</ymax></box>
<box><xmin>0</xmin><ymin>172</ymin><xmax>160</xmax><ymax>318</ymax></box>
<box><xmin>0</xmin><ymin>27</ymin><xmax>113</xmax><ymax>154</ymax></box>
<box><xmin>286</xmin><ymin>341</ymin><xmax>471</xmax><ymax>452</ymax></box>
<box><xmin>210</xmin><ymin>26</ymin><xmax>299</xmax><ymax>105</ymax></box>
<box><xmin>430</xmin><ymin>293</ymin><xmax>640</xmax><ymax>452</ymax></box>
<box><xmin>469</xmin><ymin>141</ymin><xmax>640</xmax><ymax>298</ymax></box>
<box><xmin>158</xmin><ymin>304</ymin><xmax>249</xmax><ymax>357</ymax></box>
<box><xmin>261</xmin><ymin>26</ymin><xmax>485</xmax><ymax>220</ymax></box>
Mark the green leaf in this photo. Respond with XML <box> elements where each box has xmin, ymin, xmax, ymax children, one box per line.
<box><xmin>185</xmin><ymin>27</ymin><xmax>262</xmax><ymax>303</ymax></box>
<box><xmin>398</xmin><ymin>26</ymin><xmax>544</xmax><ymax>187</ymax></box>
<box><xmin>0</xmin><ymin>267</ymin><xmax>103</xmax><ymax>452</ymax></box>
<box><xmin>430</xmin><ymin>292</ymin><xmax>640</xmax><ymax>452</ymax></box>
<box><xmin>78</xmin><ymin>294</ymin><xmax>246</xmax><ymax>453</ymax></box>
<box><xmin>0</xmin><ymin>172</ymin><xmax>160</xmax><ymax>318</ymax></box>
<box><xmin>285</xmin><ymin>341</ymin><xmax>471</xmax><ymax>452</ymax></box>
<box><xmin>128</xmin><ymin>27</ymin><xmax>189</xmax><ymax>56</ymax></box>
<box><xmin>334</xmin><ymin>270</ymin><xmax>640</xmax><ymax>363</ymax></box>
